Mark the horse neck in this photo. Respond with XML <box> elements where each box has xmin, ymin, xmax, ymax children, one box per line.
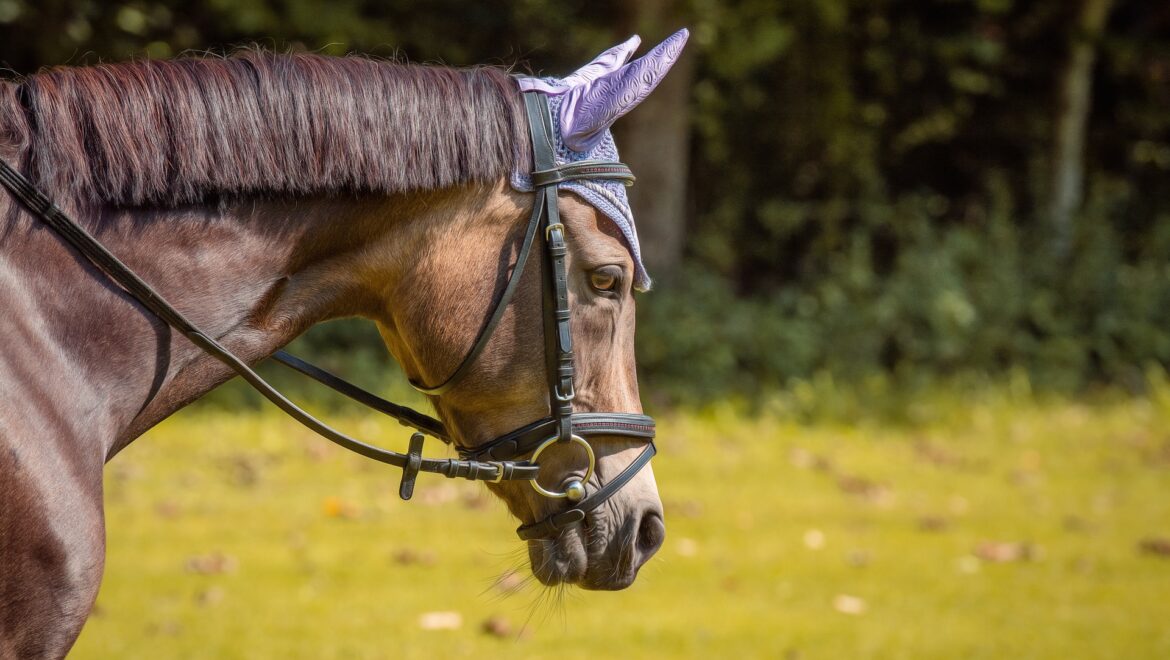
<box><xmin>2</xmin><ymin>188</ymin><xmax>471</xmax><ymax>460</ymax></box>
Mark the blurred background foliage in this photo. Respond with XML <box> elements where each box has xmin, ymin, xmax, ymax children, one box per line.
<box><xmin>2</xmin><ymin>0</ymin><xmax>1169</xmax><ymax>404</ymax></box>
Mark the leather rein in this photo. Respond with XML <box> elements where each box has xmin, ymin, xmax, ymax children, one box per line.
<box><xmin>0</xmin><ymin>90</ymin><xmax>656</xmax><ymax>542</ymax></box>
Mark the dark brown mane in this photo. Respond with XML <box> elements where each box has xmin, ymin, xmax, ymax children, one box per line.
<box><xmin>0</xmin><ymin>51</ymin><xmax>528</xmax><ymax>207</ymax></box>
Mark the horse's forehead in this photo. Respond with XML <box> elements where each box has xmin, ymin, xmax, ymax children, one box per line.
<box><xmin>510</xmin><ymin>91</ymin><xmax>649</xmax><ymax>289</ymax></box>
<box><xmin>560</xmin><ymin>195</ymin><xmax>635</xmax><ymax>266</ymax></box>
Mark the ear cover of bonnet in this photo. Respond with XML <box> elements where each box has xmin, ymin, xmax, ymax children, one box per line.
<box><xmin>512</xmin><ymin>29</ymin><xmax>689</xmax><ymax>291</ymax></box>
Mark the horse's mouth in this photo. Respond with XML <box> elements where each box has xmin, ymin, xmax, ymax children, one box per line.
<box><xmin>526</xmin><ymin>516</ymin><xmax>648</xmax><ymax>590</ymax></box>
<box><xmin>528</xmin><ymin>525</ymin><xmax>589</xmax><ymax>586</ymax></box>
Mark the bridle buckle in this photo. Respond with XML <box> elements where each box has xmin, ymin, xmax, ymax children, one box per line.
<box><xmin>554</xmin><ymin>380</ymin><xmax>575</xmax><ymax>402</ymax></box>
<box><xmin>486</xmin><ymin>461</ymin><xmax>507</xmax><ymax>484</ymax></box>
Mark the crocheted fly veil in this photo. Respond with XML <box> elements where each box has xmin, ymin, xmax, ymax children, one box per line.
<box><xmin>513</xmin><ymin>29</ymin><xmax>690</xmax><ymax>291</ymax></box>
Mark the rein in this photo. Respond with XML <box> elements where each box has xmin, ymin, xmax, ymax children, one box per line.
<box><xmin>0</xmin><ymin>90</ymin><xmax>657</xmax><ymax>541</ymax></box>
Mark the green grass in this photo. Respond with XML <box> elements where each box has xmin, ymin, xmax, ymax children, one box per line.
<box><xmin>73</xmin><ymin>384</ymin><xmax>1170</xmax><ymax>659</ymax></box>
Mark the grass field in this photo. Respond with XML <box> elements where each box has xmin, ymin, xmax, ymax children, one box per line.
<box><xmin>72</xmin><ymin>379</ymin><xmax>1170</xmax><ymax>659</ymax></box>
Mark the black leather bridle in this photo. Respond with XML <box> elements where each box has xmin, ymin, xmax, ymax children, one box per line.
<box><xmin>0</xmin><ymin>90</ymin><xmax>656</xmax><ymax>542</ymax></box>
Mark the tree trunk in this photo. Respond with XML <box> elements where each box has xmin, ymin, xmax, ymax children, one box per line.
<box><xmin>612</xmin><ymin>0</ymin><xmax>694</xmax><ymax>285</ymax></box>
<box><xmin>1048</xmin><ymin>0</ymin><xmax>1116</xmax><ymax>259</ymax></box>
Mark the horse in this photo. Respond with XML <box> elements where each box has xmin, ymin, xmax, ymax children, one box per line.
<box><xmin>0</xmin><ymin>30</ymin><xmax>690</xmax><ymax>657</ymax></box>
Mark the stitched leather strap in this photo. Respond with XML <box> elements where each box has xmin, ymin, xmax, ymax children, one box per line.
<box><xmin>525</xmin><ymin>93</ymin><xmax>577</xmax><ymax>446</ymax></box>
<box><xmin>532</xmin><ymin>160</ymin><xmax>634</xmax><ymax>187</ymax></box>
<box><xmin>272</xmin><ymin>350</ymin><xmax>449</xmax><ymax>441</ymax></box>
<box><xmin>406</xmin><ymin>185</ymin><xmax>546</xmax><ymax>395</ymax></box>
<box><xmin>460</xmin><ymin>412</ymin><xmax>655</xmax><ymax>461</ymax></box>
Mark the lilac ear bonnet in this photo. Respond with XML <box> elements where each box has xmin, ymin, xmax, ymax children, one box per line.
<box><xmin>513</xmin><ymin>29</ymin><xmax>689</xmax><ymax>291</ymax></box>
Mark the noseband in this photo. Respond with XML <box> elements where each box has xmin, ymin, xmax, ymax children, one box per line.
<box><xmin>0</xmin><ymin>91</ymin><xmax>656</xmax><ymax>542</ymax></box>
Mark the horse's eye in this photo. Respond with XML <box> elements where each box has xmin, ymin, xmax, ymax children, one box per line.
<box><xmin>589</xmin><ymin>267</ymin><xmax>621</xmax><ymax>293</ymax></box>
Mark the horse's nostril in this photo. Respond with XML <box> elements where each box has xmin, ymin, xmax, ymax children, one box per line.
<box><xmin>636</xmin><ymin>511</ymin><xmax>666</xmax><ymax>560</ymax></box>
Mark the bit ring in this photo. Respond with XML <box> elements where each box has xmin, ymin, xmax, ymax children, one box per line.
<box><xmin>529</xmin><ymin>434</ymin><xmax>594</xmax><ymax>499</ymax></box>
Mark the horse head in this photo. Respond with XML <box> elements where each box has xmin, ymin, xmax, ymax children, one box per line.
<box><xmin>377</xmin><ymin>30</ymin><xmax>689</xmax><ymax>589</ymax></box>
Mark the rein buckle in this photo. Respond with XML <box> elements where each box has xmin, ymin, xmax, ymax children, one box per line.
<box><xmin>487</xmin><ymin>461</ymin><xmax>507</xmax><ymax>484</ymax></box>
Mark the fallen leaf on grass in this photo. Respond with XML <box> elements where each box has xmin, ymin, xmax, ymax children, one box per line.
<box><xmin>948</xmin><ymin>496</ymin><xmax>970</xmax><ymax>515</ymax></box>
<box><xmin>223</xmin><ymin>454</ymin><xmax>262</xmax><ymax>487</ymax></box>
<box><xmin>481</xmin><ymin>616</ymin><xmax>513</xmax><ymax>638</ymax></box>
<box><xmin>1138</xmin><ymin>536</ymin><xmax>1170</xmax><ymax>557</ymax></box>
<box><xmin>803</xmin><ymin>529</ymin><xmax>825</xmax><ymax>550</ymax></box>
<box><xmin>146</xmin><ymin>620</ymin><xmax>183</xmax><ymax>637</ymax></box>
<box><xmin>836</xmin><ymin>475</ymin><xmax>894</xmax><ymax>506</ymax></box>
<box><xmin>304</xmin><ymin>439</ymin><xmax>332</xmax><ymax>462</ymax></box>
<box><xmin>917</xmin><ymin>515</ymin><xmax>950</xmax><ymax>532</ymax></box>
<box><xmin>846</xmin><ymin>549</ymin><xmax>871</xmax><ymax>567</ymax></box>
<box><xmin>1009</xmin><ymin>469</ymin><xmax>1044</xmax><ymax>488</ymax></box>
<box><xmin>1139</xmin><ymin>442</ymin><xmax>1170</xmax><ymax>467</ymax></box>
<box><xmin>789</xmin><ymin>448</ymin><xmax>833</xmax><ymax>472</ymax></box>
<box><xmin>185</xmin><ymin>552</ymin><xmax>238</xmax><ymax>575</ymax></box>
<box><xmin>955</xmin><ymin>555</ymin><xmax>981</xmax><ymax>574</ymax></box>
<box><xmin>322</xmin><ymin>496</ymin><xmax>360</xmax><ymax>519</ymax></box>
<box><xmin>913</xmin><ymin>440</ymin><xmax>964</xmax><ymax>468</ymax></box>
<box><xmin>974</xmin><ymin>541</ymin><xmax>1042</xmax><ymax>563</ymax></box>
<box><xmin>419</xmin><ymin>611</ymin><xmax>462</xmax><ymax>630</ymax></box>
<box><xmin>833</xmin><ymin>594</ymin><xmax>866</xmax><ymax>615</ymax></box>
<box><xmin>195</xmin><ymin>586</ymin><xmax>225</xmax><ymax>606</ymax></box>
<box><xmin>391</xmin><ymin>548</ymin><xmax>437</xmax><ymax>566</ymax></box>
<box><xmin>1018</xmin><ymin>450</ymin><xmax>1042</xmax><ymax>471</ymax></box>
<box><xmin>1062</xmin><ymin>515</ymin><xmax>1095</xmax><ymax>533</ymax></box>
<box><xmin>676</xmin><ymin>537</ymin><xmax>700</xmax><ymax>557</ymax></box>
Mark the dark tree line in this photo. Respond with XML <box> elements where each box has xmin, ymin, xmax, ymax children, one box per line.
<box><xmin>2</xmin><ymin>0</ymin><xmax>1168</xmax><ymax>399</ymax></box>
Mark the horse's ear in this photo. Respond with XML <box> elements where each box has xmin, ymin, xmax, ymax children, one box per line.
<box><xmin>561</xmin><ymin>35</ymin><xmax>642</xmax><ymax>88</ymax></box>
<box><xmin>517</xmin><ymin>35</ymin><xmax>642</xmax><ymax>94</ymax></box>
<box><xmin>560</xmin><ymin>28</ymin><xmax>689</xmax><ymax>153</ymax></box>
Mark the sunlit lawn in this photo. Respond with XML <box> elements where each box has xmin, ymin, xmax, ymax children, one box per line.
<box><xmin>74</xmin><ymin>382</ymin><xmax>1170</xmax><ymax>658</ymax></box>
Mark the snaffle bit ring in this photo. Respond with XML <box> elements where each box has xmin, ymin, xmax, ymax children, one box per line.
<box><xmin>529</xmin><ymin>434</ymin><xmax>595</xmax><ymax>500</ymax></box>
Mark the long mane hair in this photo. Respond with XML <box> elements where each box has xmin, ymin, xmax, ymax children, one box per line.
<box><xmin>0</xmin><ymin>51</ymin><xmax>528</xmax><ymax>207</ymax></box>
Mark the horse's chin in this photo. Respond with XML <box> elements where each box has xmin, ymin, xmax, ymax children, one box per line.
<box><xmin>528</xmin><ymin>527</ymin><xmax>589</xmax><ymax>587</ymax></box>
<box><xmin>526</xmin><ymin>523</ymin><xmax>642</xmax><ymax>591</ymax></box>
